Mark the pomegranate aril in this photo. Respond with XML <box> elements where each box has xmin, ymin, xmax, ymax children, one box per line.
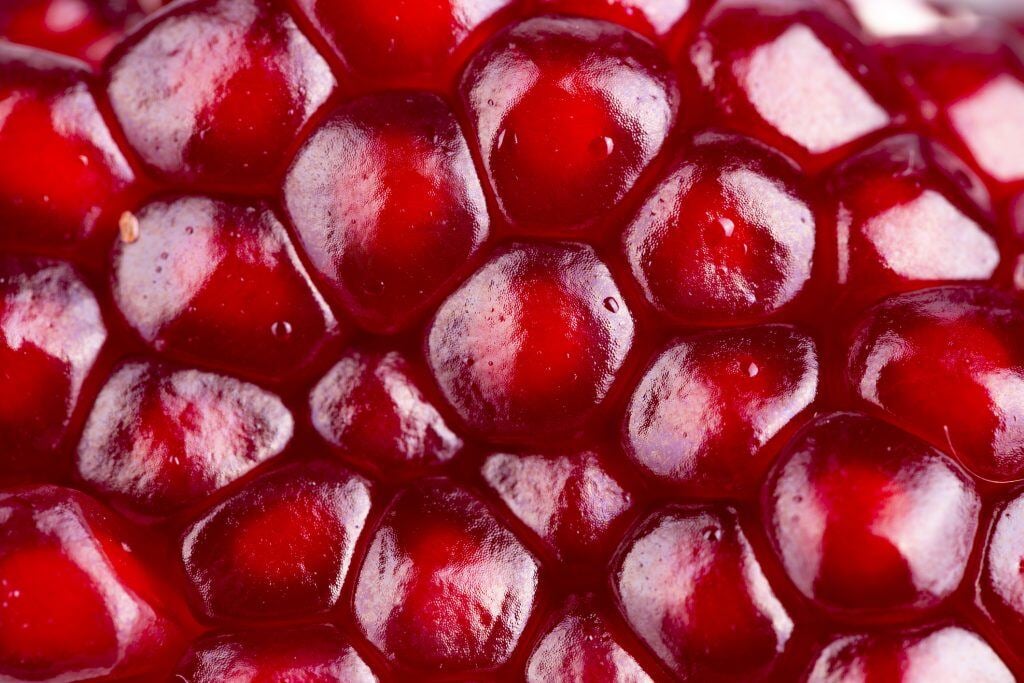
<box><xmin>175</xmin><ymin>624</ymin><xmax>378</xmax><ymax>683</ymax></box>
<box><xmin>75</xmin><ymin>360</ymin><xmax>293</xmax><ymax>516</ymax></box>
<box><xmin>829</xmin><ymin>133</ymin><xmax>1000</xmax><ymax>305</ymax></box>
<box><xmin>111</xmin><ymin>196</ymin><xmax>338</xmax><ymax>380</ymax></box>
<box><xmin>887</xmin><ymin>26</ymin><xmax>1024</xmax><ymax>194</ymax></box>
<box><xmin>0</xmin><ymin>43</ymin><xmax>135</xmax><ymax>252</ymax></box>
<box><xmin>353</xmin><ymin>479</ymin><xmax>540</xmax><ymax>675</ymax></box>
<box><xmin>847</xmin><ymin>285</ymin><xmax>1024</xmax><ymax>482</ymax></box>
<box><xmin>624</xmin><ymin>130</ymin><xmax>817</xmax><ymax>325</ymax></box>
<box><xmin>763</xmin><ymin>412</ymin><xmax>981</xmax><ymax>620</ymax></box>
<box><xmin>105</xmin><ymin>0</ymin><xmax>335</xmax><ymax>190</ymax></box>
<box><xmin>685</xmin><ymin>0</ymin><xmax>903</xmax><ymax>172</ymax></box>
<box><xmin>525</xmin><ymin>595</ymin><xmax>653</xmax><ymax>682</ymax></box>
<box><xmin>613</xmin><ymin>505</ymin><xmax>793</xmax><ymax>680</ymax></box>
<box><xmin>460</xmin><ymin>15</ymin><xmax>679</xmax><ymax>234</ymax></box>
<box><xmin>623</xmin><ymin>324</ymin><xmax>818</xmax><ymax>496</ymax></box>
<box><xmin>181</xmin><ymin>461</ymin><xmax>372</xmax><ymax>622</ymax></box>
<box><xmin>481</xmin><ymin>447</ymin><xmax>634</xmax><ymax>564</ymax></box>
<box><xmin>283</xmin><ymin>91</ymin><xmax>489</xmax><ymax>334</ymax></box>
<box><xmin>804</xmin><ymin>624</ymin><xmax>1014</xmax><ymax>682</ymax></box>
<box><xmin>0</xmin><ymin>485</ymin><xmax>183</xmax><ymax>682</ymax></box>
<box><xmin>426</xmin><ymin>241</ymin><xmax>634</xmax><ymax>445</ymax></box>
<box><xmin>0</xmin><ymin>0</ymin><xmax>146</xmax><ymax>65</ymax></box>
<box><xmin>292</xmin><ymin>0</ymin><xmax>519</xmax><ymax>90</ymax></box>
<box><xmin>310</xmin><ymin>347</ymin><xmax>463</xmax><ymax>480</ymax></box>
<box><xmin>0</xmin><ymin>257</ymin><xmax>106</xmax><ymax>475</ymax></box>
<box><xmin>979</xmin><ymin>489</ymin><xmax>1024</xmax><ymax>647</ymax></box>
<box><xmin>536</xmin><ymin>0</ymin><xmax>694</xmax><ymax>38</ymax></box>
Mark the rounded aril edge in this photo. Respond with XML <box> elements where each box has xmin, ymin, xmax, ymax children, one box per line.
<box><xmin>460</xmin><ymin>15</ymin><xmax>679</xmax><ymax>234</ymax></box>
<box><xmin>0</xmin><ymin>0</ymin><xmax>147</xmax><ymax>64</ymax></box>
<box><xmin>847</xmin><ymin>285</ymin><xmax>1024</xmax><ymax>482</ymax></box>
<box><xmin>623</xmin><ymin>132</ymin><xmax>817</xmax><ymax>326</ymax></box>
<box><xmin>283</xmin><ymin>91</ymin><xmax>489</xmax><ymax>333</ymax></box>
<box><xmin>525</xmin><ymin>594</ymin><xmax>654</xmax><ymax>682</ymax></box>
<box><xmin>685</xmin><ymin>0</ymin><xmax>904</xmax><ymax>172</ymax></box>
<box><xmin>292</xmin><ymin>0</ymin><xmax>520</xmax><ymax>90</ymax></box>
<box><xmin>352</xmin><ymin>478</ymin><xmax>540</xmax><ymax>675</ymax></box>
<box><xmin>0</xmin><ymin>43</ymin><xmax>134</xmax><ymax>252</ymax></box>
<box><xmin>175</xmin><ymin>624</ymin><xmax>378</xmax><ymax>683</ymax></box>
<box><xmin>310</xmin><ymin>347</ymin><xmax>463</xmax><ymax>480</ymax></box>
<box><xmin>979</xmin><ymin>489</ymin><xmax>1024</xmax><ymax>647</ymax></box>
<box><xmin>829</xmin><ymin>133</ymin><xmax>1000</xmax><ymax>306</ymax></box>
<box><xmin>623</xmin><ymin>324</ymin><xmax>818</xmax><ymax>496</ymax></box>
<box><xmin>763</xmin><ymin>412</ymin><xmax>981</xmax><ymax>620</ymax></box>
<box><xmin>612</xmin><ymin>504</ymin><xmax>793</xmax><ymax>680</ymax></box>
<box><xmin>480</xmin><ymin>447</ymin><xmax>634</xmax><ymax>564</ymax></box>
<box><xmin>111</xmin><ymin>196</ymin><xmax>338</xmax><ymax>380</ymax></box>
<box><xmin>804</xmin><ymin>624</ymin><xmax>1014</xmax><ymax>682</ymax></box>
<box><xmin>0</xmin><ymin>485</ymin><xmax>184</xmax><ymax>682</ymax></box>
<box><xmin>0</xmin><ymin>257</ymin><xmax>106</xmax><ymax>475</ymax></box>
<box><xmin>536</xmin><ymin>0</ymin><xmax>694</xmax><ymax>39</ymax></box>
<box><xmin>105</xmin><ymin>0</ymin><xmax>336</xmax><ymax>190</ymax></box>
<box><xmin>426</xmin><ymin>241</ymin><xmax>635</xmax><ymax>445</ymax></box>
<box><xmin>181</xmin><ymin>461</ymin><xmax>372</xmax><ymax>622</ymax></box>
<box><xmin>75</xmin><ymin>359</ymin><xmax>294</xmax><ymax>516</ymax></box>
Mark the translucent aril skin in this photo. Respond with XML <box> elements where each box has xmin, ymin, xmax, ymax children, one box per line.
<box><xmin>0</xmin><ymin>485</ymin><xmax>186</xmax><ymax>682</ymax></box>
<box><xmin>623</xmin><ymin>132</ymin><xmax>818</xmax><ymax>326</ymax></box>
<box><xmin>0</xmin><ymin>43</ymin><xmax>135</xmax><ymax>253</ymax></box>
<box><xmin>76</xmin><ymin>359</ymin><xmax>294</xmax><ymax>516</ymax></box>
<box><xmin>283</xmin><ymin>91</ymin><xmax>489</xmax><ymax>334</ymax></box>
<box><xmin>460</xmin><ymin>15</ymin><xmax>680</xmax><ymax>235</ymax></box>
<box><xmin>111</xmin><ymin>196</ymin><xmax>339</xmax><ymax>380</ymax></box>
<box><xmin>175</xmin><ymin>625</ymin><xmax>378</xmax><ymax>683</ymax></box>
<box><xmin>3</xmin><ymin>0</ymin><xmax>1024</xmax><ymax>681</ymax></box>
<box><xmin>0</xmin><ymin>257</ymin><xmax>106</xmax><ymax>475</ymax></box>
<box><xmin>763</xmin><ymin>412</ymin><xmax>981</xmax><ymax>620</ymax></box>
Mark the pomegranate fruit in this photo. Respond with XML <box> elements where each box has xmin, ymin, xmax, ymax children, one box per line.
<box><xmin>1</xmin><ymin>0</ymin><xmax>1024</xmax><ymax>680</ymax></box>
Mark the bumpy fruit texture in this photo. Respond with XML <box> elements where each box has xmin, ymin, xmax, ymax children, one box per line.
<box><xmin>3</xmin><ymin>0</ymin><xmax>1024</xmax><ymax>681</ymax></box>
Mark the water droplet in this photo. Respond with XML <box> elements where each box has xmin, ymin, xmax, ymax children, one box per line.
<box><xmin>747</xmin><ymin>362</ymin><xmax>759</xmax><ymax>377</ymax></box>
<box><xmin>185</xmin><ymin>226</ymin><xmax>194</xmax><ymax>235</ymax></box>
<box><xmin>271</xmin><ymin>321</ymin><xmax>293</xmax><ymax>339</ymax></box>
<box><xmin>718</xmin><ymin>216</ymin><xmax>735</xmax><ymax>237</ymax></box>
<box><xmin>702</xmin><ymin>526</ymin><xmax>722</xmax><ymax>542</ymax></box>
<box><xmin>590</xmin><ymin>135</ymin><xmax>615</xmax><ymax>157</ymax></box>
<box><xmin>603</xmin><ymin>297</ymin><xmax>620</xmax><ymax>313</ymax></box>
<box><xmin>159</xmin><ymin>251</ymin><xmax>169</xmax><ymax>260</ymax></box>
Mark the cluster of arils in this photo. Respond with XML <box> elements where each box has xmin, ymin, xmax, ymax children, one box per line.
<box><xmin>2</xmin><ymin>0</ymin><xmax>1024</xmax><ymax>681</ymax></box>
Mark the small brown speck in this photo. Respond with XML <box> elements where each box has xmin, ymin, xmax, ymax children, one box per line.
<box><xmin>119</xmin><ymin>211</ymin><xmax>140</xmax><ymax>244</ymax></box>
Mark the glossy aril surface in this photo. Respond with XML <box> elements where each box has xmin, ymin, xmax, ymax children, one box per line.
<box><xmin>613</xmin><ymin>505</ymin><xmax>793</xmax><ymax>680</ymax></box>
<box><xmin>481</xmin><ymin>447</ymin><xmax>634</xmax><ymax>564</ymax></box>
<box><xmin>623</xmin><ymin>324</ymin><xmax>818</xmax><ymax>496</ymax></box>
<box><xmin>889</xmin><ymin>27</ymin><xmax>1024</xmax><ymax>194</ymax></box>
<box><xmin>0</xmin><ymin>486</ymin><xmax>183</xmax><ymax>682</ymax></box>
<box><xmin>764</xmin><ymin>412</ymin><xmax>980</xmax><ymax>619</ymax></box>
<box><xmin>293</xmin><ymin>0</ymin><xmax>519</xmax><ymax>90</ymax></box>
<box><xmin>3</xmin><ymin>0</ymin><xmax>1024</xmax><ymax>680</ymax></box>
<box><xmin>283</xmin><ymin>91</ymin><xmax>488</xmax><ymax>333</ymax></box>
<box><xmin>0</xmin><ymin>257</ymin><xmax>105</xmax><ymax>475</ymax></box>
<box><xmin>76</xmin><ymin>360</ymin><xmax>293</xmax><ymax>515</ymax></box>
<box><xmin>175</xmin><ymin>625</ymin><xmax>377</xmax><ymax>682</ymax></box>
<box><xmin>0</xmin><ymin>43</ymin><xmax>134</xmax><ymax>252</ymax></box>
<box><xmin>829</xmin><ymin>133</ymin><xmax>1000</xmax><ymax>305</ymax></box>
<box><xmin>106</xmin><ymin>0</ymin><xmax>335</xmax><ymax>190</ymax></box>
<box><xmin>804</xmin><ymin>624</ymin><xmax>1015</xmax><ymax>682</ymax></box>
<box><xmin>181</xmin><ymin>461</ymin><xmax>372</xmax><ymax>621</ymax></box>
<box><xmin>847</xmin><ymin>286</ymin><xmax>1024</xmax><ymax>482</ymax></box>
<box><xmin>310</xmin><ymin>347</ymin><xmax>462</xmax><ymax>479</ymax></box>
<box><xmin>353</xmin><ymin>479</ymin><xmax>539</xmax><ymax>674</ymax></box>
<box><xmin>686</xmin><ymin>0</ymin><xmax>903</xmax><ymax>171</ymax></box>
<box><xmin>525</xmin><ymin>595</ymin><xmax>652</xmax><ymax>682</ymax></box>
<box><xmin>427</xmin><ymin>242</ymin><xmax>634</xmax><ymax>444</ymax></box>
<box><xmin>111</xmin><ymin>196</ymin><xmax>337</xmax><ymax>379</ymax></box>
<box><xmin>461</xmin><ymin>15</ymin><xmax>679</xmax><ymax>234</ymax></box>
<box><xmin>623</xmin><ymin>132</ymin><xmax>818</xmax><ymax>325</ymax></box>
